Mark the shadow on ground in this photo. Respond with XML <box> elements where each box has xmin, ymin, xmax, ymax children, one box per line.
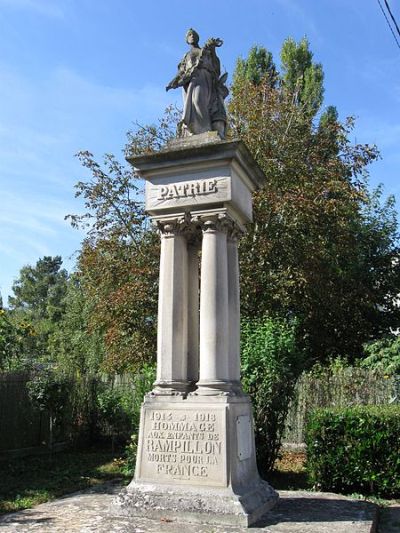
<box><xmin>267</xmin><ymin>469</ymin><xmax>309</xmax><ymax>491</ymax></box>
<box><xmin>253</xmin><ymin>494</ymin><xmax>376</xmax><ymax>528</ymax></box>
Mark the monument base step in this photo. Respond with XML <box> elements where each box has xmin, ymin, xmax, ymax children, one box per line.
<box><xmin>111</xmin><ymin>479</ymin><xmax>278</xmax><ymax>527</ymax></box>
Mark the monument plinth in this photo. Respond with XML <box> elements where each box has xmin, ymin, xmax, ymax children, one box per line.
<box><xmin>112</xmin><ymin>135</ymin><xmax>278</xmax><ymax>526</ymax></box>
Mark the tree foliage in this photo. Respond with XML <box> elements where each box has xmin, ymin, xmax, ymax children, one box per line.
<box><xmin>241</xmin><ymin>316</ymin><xmax>304</xmax><ymax>473</ymax></box>
<box><xmin>9</xmin><ymin>256</ymin><xmax>68</xmax><ymax>321</ymax></box>
<box><xmin>6</xmin><ymin>256</ymin><xmax>69</xmax><ymax>366</ymax></box>
<box><xmin>65</xmin><ymin>107</ymin><xmax>180</xmax><ymax>372</ymax></box>
<box><xmin>230</xmin><ymin>38</ymin><xmax>400</xmax><ymax>361</ymax></box>
<box><xmin>49</xmin><ymin>274</ymin><xmax>105</xmax><ymax>376</ymax></box>
<box><xmin>62</xmin><ymin>39</ymin><xmax>400</xmax><ymax>372</ymax></box>
<box><xmin>361</xmin><ymin>335</ymin><xmax>400</xmax><ymax>375</ymax></box>
<box><xmin>0</xmin><ymin>307</ymin><xmax>36</xmax><ymax>371</ymax></box>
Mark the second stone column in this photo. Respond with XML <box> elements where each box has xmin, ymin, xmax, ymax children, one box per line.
<box><xmin>197</xmin><ymin>215</ymin><xmax>231</xmax><ymax>394</ymax></box>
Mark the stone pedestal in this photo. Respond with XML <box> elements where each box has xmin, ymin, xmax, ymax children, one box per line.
<box><xmin>112</xmin><ymin>135</ymin><xmax>278</xmax><ymax>526</ymax></box>
<box><xmin>113</xmin><ymin>395</ymin><xmax>277</xmax><ymax>527</ymax></box>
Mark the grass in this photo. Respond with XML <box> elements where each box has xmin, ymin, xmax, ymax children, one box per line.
<box><xmin>0</xmin><ymin>448</ymin><xmax>308</xmax><ymax>515</ymax></box>
<box><xmin>269</xmin><ymin>451</ymin><xmax>310</xmax><ymax>491</ymax></box>
<box><xmin>1</xmin><ymin>448</ymin><xmax>398</xmax><ymax>517</ymax></box>
<box><xmin>0</xmin><ymin>449</ymin><xmax>130</xmax><ymax>515</ymax></box>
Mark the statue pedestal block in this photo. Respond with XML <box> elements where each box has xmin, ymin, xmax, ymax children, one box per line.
<box><xmin>112</xmin><ymin>395</ymin><xmax>278</xmax><ymax>526</ymax></box>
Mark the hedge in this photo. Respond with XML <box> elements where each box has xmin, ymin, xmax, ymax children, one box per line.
<box><xmin>305</xmin><ymin>405</ymin><xmax>400</xmax><ymax>496</ymax></box>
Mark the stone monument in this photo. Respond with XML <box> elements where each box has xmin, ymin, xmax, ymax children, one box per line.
<box><xmin>112</xmin><ymin>30</ymin><xmax>278</xmax><ymax>527</ymax></box>
<box><xmin>166</xmin><ymin>28</ymin><xmax>229</xmax><ymax>139</ymax></box>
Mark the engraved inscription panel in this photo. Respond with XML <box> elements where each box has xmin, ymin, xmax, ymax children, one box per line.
<box><xmin>237</xmin><ymin>415</ymin><xmax>252</xmax><ymax>461</ymax></box>
<box><xmin>138</xmin><ymin>407</ymin><xmax>227</xmax><ymax>486</ymax></box>
<box><xmin>146</xmin><ymin>176</ymin><xmax>230</xmax><ymax>211</ymax></box>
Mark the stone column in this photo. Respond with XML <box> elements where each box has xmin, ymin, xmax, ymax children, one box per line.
<box><xmin>187</xmin><ymin>239</ymin><xmax>200</xmax><ymax>390</ymax></box>
<box><xmin>153</xmin><ymin>219</ymin><xmax>189</xmax><ymax>395</ymax></box>
<box><xmin>227</xmin><ymin>228</ymin><xmax>242</xmax><ymax>393</ymax></box>
<box><xmin>197</xmin><ymin>215</ymin><xmax>232</xmax><ymax>394</ymax></box>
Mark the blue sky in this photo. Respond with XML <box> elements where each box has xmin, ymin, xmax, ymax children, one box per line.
<box><xmin>0</xmin><ymin>0</ymin><xmax>399</xmax><ymax>303</ymax></box>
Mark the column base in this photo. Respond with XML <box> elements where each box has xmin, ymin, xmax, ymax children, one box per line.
<box><xmin>151</xmin><ymin>380</ymin><xmax>190</xmax><ymax>396</ymax></box>
<box><xmin>112</xmin><ymin>478</ymin><xmax>278</xmax><ymax>527</ymax></box>
<box><xmin>113</xmin><ymin>394</ymin><xmax>278</xmax><ymax>527</ymax></box>
<box><xmin>193</xmin><ymin>379</ymin><xmax>237</xmax><ymax>396</ymax></box>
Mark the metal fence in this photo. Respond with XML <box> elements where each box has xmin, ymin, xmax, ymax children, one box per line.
<box><xmin>283</xmin><ymin>368</ymin><xmax>399</xmax><ymax>447</ymax></box>
<box><xmin>1</xmin><ymin>369</ymin><xmax>398</xmax><ymax>455</ymax></box>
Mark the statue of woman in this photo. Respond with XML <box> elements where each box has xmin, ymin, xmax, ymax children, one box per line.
<box><xmin>166</xmin><ymin>28</ymin><xmax>229</xmax><ymax>139</ymax></box>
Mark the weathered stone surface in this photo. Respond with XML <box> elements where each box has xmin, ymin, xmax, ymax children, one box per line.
<box><xmin>0</xmin><ymin>483</ymin><xmax>378</xmax><ymax>532</ymax></box>
<box><xmin>129</xmin><ymin>139</ymin><xmax>266</xmax><ymax>225</ymax></box>
<box><xmin>166</xmin><ymin>130</ymin><xmax>221</xmax><ymax>149</ymax></box>
<box><xmin>114</xmin><ymin>479</ymin><xmax>277</xmax><ymax>527</ymax></box>
<box><xmin>122</xmin><ymin>395</ymin><xmax>278</xmax><ymax>526</ymax></box>
<box><xmin>146</xmin><ymin>175</ymin><xmax>232</xmax><ymax>214</ymax></box>
<box><xmin>125</xmin><ymin>139</ymin><xmax>273</xmax><ymax>526</ymax></box>
<box><xmin>136</xmin><ymin>403</ymin><xmax>228</xmax><ymax>486</ymax></box>
<box><xmin>153</xmin><ymin>222</ymin><xmax>189</xmax><ymax>395</ymax></box>
<box><xmin>166</xmin><ymin>30</ymin><xmax>228</xmax><ymax>139</ymax></box>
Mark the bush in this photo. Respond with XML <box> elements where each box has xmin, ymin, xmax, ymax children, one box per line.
<box><xmin>361</xmin><ymin>336</ymin><xmax>400</xmax><ymax>375</ymax></box>
<box><xmin>129</xmin><ymin>362</ymin><xmax>156</xmax><ymax>430</ymax></box>
<box><xmin>241</xmin><ymin>316</ymin><xmax>305</xmax><ymax>474</ymax></box>
<box><xmin>96</xmin><ymin>363</ymin><xmax>155</xmax><ymax>456</ymax></box>
<box><xmin>122</xmin><ymin>363</ymin><xmax>155</xmax><ymax>475</ymax></box>
<box><xmin>27</xmin><ymin>366</ymin><xmax>70</xmax><ymax>450</ymax></box>
<box><xmin>96</xmin><ymin>385</ymin><xmax>132</xmax><ymax>449</ymax></box>
<box><xmin>306</xmin><ymin>405</ymin><xmax>400</xmax><ymax>496</ymax></box>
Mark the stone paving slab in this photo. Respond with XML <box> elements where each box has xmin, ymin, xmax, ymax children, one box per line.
<box><xmin>378</xmin><ymin>504</ymin><xmax>400</xmax><ymax>533</ymax></box>
<box><xmin>0</xmin><ymin>481</ymin><xmax>378</xmax><ymax>533</ymax></box>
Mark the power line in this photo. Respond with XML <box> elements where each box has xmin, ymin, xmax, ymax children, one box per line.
<box><xmin>376</xmin><ymin>0</ymin><xmax>400</xmax><ymax>50</ymax></box>
<box><xmin>384</xmin><ymin>0</ymin><xmax>400</xmax><ymax>40</ymax></box>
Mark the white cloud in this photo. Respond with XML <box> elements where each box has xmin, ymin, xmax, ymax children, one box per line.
<box><xmin>0</xmin><ymin>63</ymin><xmax>170</xmax><ymax>193</ymax></box>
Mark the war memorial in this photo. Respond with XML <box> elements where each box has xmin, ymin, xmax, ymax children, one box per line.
<box><xmin>112</xmin><ymin>29</ymin><xmax>278</xmax><ymax>527</ymax></box>
<box><xmin>0</xmin><ymin>27</ymin><xmax>381</xmax><ymax>533</ymax></box>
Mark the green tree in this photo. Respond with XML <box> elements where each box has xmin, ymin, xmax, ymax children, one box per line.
<box><xmin>49</xmin><ymin>274</ymin><xmax>105</xmax><ymax>376</ymax></box>
<box><xmin>8</xmin><ymin>256</ymin><xmax>69</xmax><ymax>363</ymax></box>
<box><xmin>361</xmin><ymin>335</ymin><xmax>400</xmax><ymax>375</ymax></box>
<box><xmin>241</xmin><ymin>316</ymin><xmax>304</xmax><ymax>473</ymax></box>
<box><xmin>66</xmin><ymin>108</ymin><xmax>180</xmax><ymax>372</ymax></box>
<box><xmin>0</xmin><ymin>307</ymin><xmax>36</xmax><ymax>371</ymax></box>
<box><xmin>9</xmin><ymin>256</ymin><xmax>68</xmax><ymax>318</ymax></box>
<box><xmin>27</xmin><ymin>366</ymin><xmax>69</xmax><ymax>452</ymax></box>
<box><xmin>230</xmin><ymin>38</ymin><xmax>400</xmax><ymax>362</ymax></box>
<box><xmin>234</xmin><ymin>45</ymin><xmax>277</xmax><ymax>87</ymax></box>
<box><xmin>280</xmin><ymin>37</ymin><xmax>324</xmax><ymax>114</ymax></box>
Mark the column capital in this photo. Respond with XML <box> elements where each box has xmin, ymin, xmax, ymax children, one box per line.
<box><xmin>227</xmin><ymin>224</ymin><xmax>245</xmax><ymax>242</ymax></box>
<box><xmin>156</xmin><ymin>215</ymin><xmax>190</xmax><ymax>237</ymax></box>
<box><xmin>193</xmin><ymin>213</ymin><xmax>244</xmax><ymax>242</ymax></box>
<box><xmin>194</xmin><ymin>213</ymin><xmax>234</xmax><ymax>234</ymax></box>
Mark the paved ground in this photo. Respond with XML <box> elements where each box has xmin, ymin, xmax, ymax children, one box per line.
<box><xmin>0</xmin><ymin>481</ymin><xmax>379</xmax><ymax>533</ymax></box>
<box><xmin>378</xmin><ymin>504</ymin><xmax>400</xmax><ymax>533</ymax></box>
